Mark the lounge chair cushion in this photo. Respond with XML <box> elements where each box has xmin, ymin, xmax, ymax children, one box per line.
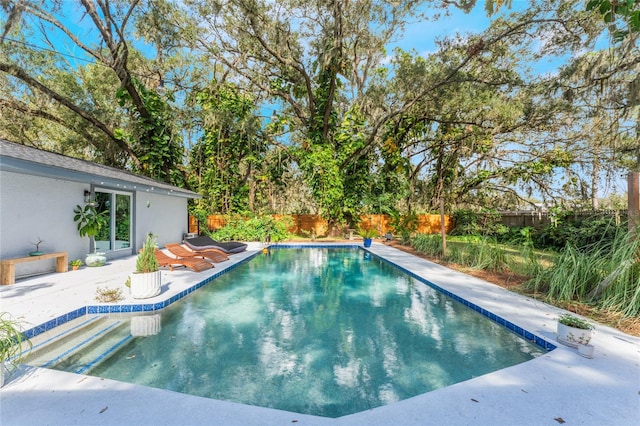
<box><xmin>184</xmin><ymin>236</ymin><xmax>248</xmax><ymax>254</ymax></box>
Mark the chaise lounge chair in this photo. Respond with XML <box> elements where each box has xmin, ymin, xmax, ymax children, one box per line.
<box><xmin>183</xmin><ymin>235</ymin><xmax>248</xmax><ymax>254</ymax></box>
<box><xmin>154</xmin><ymin>249</ymin><xmax>214</xmax><ymax>272</ymax></box>
<box><xmin>165</xmin><ymin>243</ymin><xmax>229</xmax><ymax>263</ymax></box>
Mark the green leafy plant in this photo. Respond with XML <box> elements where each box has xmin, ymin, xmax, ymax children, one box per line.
<box><xmin>389</xmin><ymin>212</ymin><xmax>418</xmax><ymax>243</ymax></box>
<box><xmin>558</xmin><ymin>314</ymin><xmax>593</xmax><ymax>330</ymax></box>
<box><xmin>69</xmin><ymin>259</ymin><xmax>83</xmax><ymax>267</ymax></box>
<box><xmin>73</xmin><ymin>204</ymin><xmax>108</xmax><ymax>251</ymax></box>
<box><xmin>211</xmin><ymin>215</ymin><xmax>292</xmax><ymax>242</ymax></box>
<box><xmin>357</xmin><ymin>226</ymin><xmax>378</xmax><ymax>239</ymax></box>
<box><xmin>1</xmin><ymin>313</ymin><xmax>31</xmax><ymax>373</ymax></box>
<box><xmin>136</xmin><ymin>233</ymin><xmax>159</xmax><ymax>273</ymax></box>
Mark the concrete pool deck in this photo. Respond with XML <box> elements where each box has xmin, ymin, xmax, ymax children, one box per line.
<box><xmin>1</xmin><ymin>242</ymin><xmax>638</xmax><ymax>425</ymax></box>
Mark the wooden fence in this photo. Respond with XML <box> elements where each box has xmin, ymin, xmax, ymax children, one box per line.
<box><xmin>189</xmin><ymin>214</ymin><xmax>453</xmax><ymax>237</ymax></box>
<box><xmin>500</xmin><ymin>210</ymin><xmax>628</xmax><ymax>228</ymax></box>
<box><xmin>188</xmin><ymin>209</ymin><xmax>628</xmax><ymax>238</ymax></box>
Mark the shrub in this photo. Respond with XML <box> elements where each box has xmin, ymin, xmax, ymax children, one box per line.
<box><xmin>389</xmin><ymin>212</ymin><xmax>418</xmax><ymax>243</ymax></box>
<box><xmin>450</xmin><ymin>209</ymin><xmax>504</xmax><ymax>237</ymax></box>
<box><xmin>534</xmin><ymin>215</ymin><xmax>623</xmax><ymax>252</ymax></box>
<box><xmin>136</xmin><ymin>233</ymin><xmax>158</xmax><ymax>273</ymax></box>
<box><xmin>211</xmin><ymin>214</ymin><xmax>293</xmax><ymax>242</ymax></box>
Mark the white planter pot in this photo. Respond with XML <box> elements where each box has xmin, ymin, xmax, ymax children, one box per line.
<box><xmin>578</xmin><ymin>343</ymin><xmax>595</xmax><ymax>359</ymax></box>
<box><xmin>557</xmin><ymin>322</ymin><xmax>592</xmax><ymax>348</ymax></box>
<box><xmin>130</xmin><ymin>271</ymin><xmax>162</xmax><ymax>299</ymax></box>
<box><xmin>85</xmin><ymin>252</ymin><xmax>106</xmax><ymax>267</ymax></box>
<box><xmin>0</xmin><ymin>363</ymin><xmax>6</xmax><ymax>388</ymax></box>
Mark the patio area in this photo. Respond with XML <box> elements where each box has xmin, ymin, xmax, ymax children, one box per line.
<box><xmin>1</xmin><ymin>242</ymin><xmax>638</xmax><ymax>425</ymax></box>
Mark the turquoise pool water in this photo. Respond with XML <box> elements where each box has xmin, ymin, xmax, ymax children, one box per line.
<box><xmin>42</xmin><ymin>248</ymin><xmax>544</xmax><ymax>417</ymax></box>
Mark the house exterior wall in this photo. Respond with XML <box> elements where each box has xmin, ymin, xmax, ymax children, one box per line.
<box><xmin>132</xmin><ymin>191</ymin><xmax>189</xmax><ymax>250</ymax></box>
<box><xmin>1</xmin><ymin>170</ymin><xmax>191</xmax><ymax>280</ymax></box>
<box><xmin>0</xmin><ymin>171</ymin><xmax>87</xmax><ymax>277</ymax></box>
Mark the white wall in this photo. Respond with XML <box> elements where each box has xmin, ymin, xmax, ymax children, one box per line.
<box><xmin>0</xmin><ymin>171</ymin><xmax>88</xmax><ymax>277</ymax></box>
<box><xmin>133</xmin><ymin>191</ymin><xmax>189</xmax><ymax>250</ymax></box>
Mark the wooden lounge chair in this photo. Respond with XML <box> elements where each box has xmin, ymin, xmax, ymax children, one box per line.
<box><xmin>165</xmin><ymin>243</ymin><xmax>229</xmax><ymax>263</ymax></box>
<box><xmin>154</xmin><ymin>249</ymin><xmax>213</xmax><ymax>272</ymax></box>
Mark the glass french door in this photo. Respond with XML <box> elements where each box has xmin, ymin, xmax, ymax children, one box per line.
<box><xmin>94</xmin><ymin>190</ymin><xmax>131</xmax><ymax>253</ymax></box>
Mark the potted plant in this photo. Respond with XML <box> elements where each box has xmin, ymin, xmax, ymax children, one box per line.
<box><xmin>130</xmin><ymin>233</ymin><xmax>161</xmax><ymax>299</ymax></box>
<box><xmin>69</xmin><ymin>259</ymin><xmax>83</xmax><ymax>270</ymax></box>
<box><xmin>28</xmin><ymin>237</ymin><xmax>45</xmax><ymax>256</ymax></box>
<box><xmin>557</xmin><ymin>313</ymin><xmax>594</xmax><ymax>348</ymax></box>
<box><xmin>1</xmin><ymin>313</ymin><xmax>31</xmax><ymax>387</ymax></box>
<box><xmin>357</xmin><ymin>226</ymin><xmax>378</xmax><ymax>248</ymax></box>
<box><xmin>73</xmin><ymin>204</ymin><xmax>108</xmax><ymax>266</ymax></box>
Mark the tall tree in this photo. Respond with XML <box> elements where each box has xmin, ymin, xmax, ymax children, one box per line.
<box><xmin>0</xmin><ymin>0</ymin><xmax>186</xmax><ymax>184</ymax></box>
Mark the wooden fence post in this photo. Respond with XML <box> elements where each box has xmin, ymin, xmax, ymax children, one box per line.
<box><xmin>440</xmin><ymin>198</ymin><xmax>447</xmax><ymax>254</ymax></box>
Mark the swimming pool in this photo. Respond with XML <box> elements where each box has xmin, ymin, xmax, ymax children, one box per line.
<box><xmin>27</xmin><ymin>247</ymin><xmax>546</xmax><ymax>418</ymax></box>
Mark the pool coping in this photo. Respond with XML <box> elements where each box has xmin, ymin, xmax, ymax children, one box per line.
<box><xmin>1</xmin><ymin>242</ymin><xmax>639</xmax><ymax>425</ymax></box>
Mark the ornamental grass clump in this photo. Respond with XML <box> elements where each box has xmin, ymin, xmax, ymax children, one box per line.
<box><xmin>412</xmin><ymin>234</ymin><xmax>443</xmax><ymax>257</ymax></box>
<box><xmin>1</xmin><ymin>313</ymin><xmax>31</xmax><ymax>373</ymax></box>
<box><xmin>136</xmin><ymin>233</ymin><xmax>159</xmax><ymax>273</ymax></box>
<box><xmin>528</xmin><ymin>227</ymin><xmax>640</xmax><ymax>318</ymax></box>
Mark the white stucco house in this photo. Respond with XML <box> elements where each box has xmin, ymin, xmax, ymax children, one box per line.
<box><xmin>0</xmin><ymin>139</ymin><xmax>201</xmax><ymax>279</ymax></box>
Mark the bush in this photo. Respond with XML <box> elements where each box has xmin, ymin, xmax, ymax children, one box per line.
<box><xmin>534</xmin><ymin>215</ymin><xmax>623</xmax><ymax>252</ymax></box>
<box><xmin>389</xmin><ymin>212</ymin><xmax>418</xmax><ymax>243</ymax></box>
<box><xmin>210</xmin><ymin>214</ymin><xmax>293</xmax><ymax>242</ymax></box>
<box><xmin>450</xmin><ymin>209</ymin><xmax>505</xmax><ymax>237</ymax></box>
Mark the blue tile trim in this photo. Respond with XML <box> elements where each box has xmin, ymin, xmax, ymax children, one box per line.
<box><xmin>21</xmin><ymin>246</ymin><xmax>555</xmax><ymax>352</ymax></box>
<box><xmin>370</xmin><ymin>250</ymin><xmax>556</xmax><ymax>352</ymax></box>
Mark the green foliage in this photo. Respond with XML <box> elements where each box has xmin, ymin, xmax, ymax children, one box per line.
<box><xmin>412</xmin><ymin>234</ymin><xmax>443</xmax><ymax>257</ymax></box>
<box><xmin>528</xmin><ymin>228</ymin><xmax>640</xmax><ymax>318</ymax></box>
<box><xmin>116</xmin><ymin>78</ymin><xmax>185</xmax><ymax>186</ymax></box>
<box><xmin>587</xmin><ymin>0</ymin><xmax>640</xmax><ymax>41</ymax></box>
<box><xmin>534</xmin><ymin>214</ymin><xmax>623</xmax><ymax>251</ymax></box>
<box><xmin>450</xmin><ymin>209</ymin><xmax>506</xmax><ymax>237</ymax></box>
<box><xmin>188</xmin><ymin>82</ymin><xmax>268</xmax><ymax>215</ymax></box>
<box><xmin>69</xmin><ymin>259</ymin><xmax>83</xmax><ymax>267</ymax></box>
<box><xmin>188</xmin><ymin>204</ymin><xmax>210</xmax><ymax>234</ymax></box>
<box><xmin>390</xmin><ymin>212</ymin><xmax>419</xmax><ymax>243</ymax></box>
<box><xmin>73</xmin><ymin>204</ymin><xmax>108</xmax><ymax>239</ymax></box>
<box><xmin>136</xmin><ymin>233</ymin><xmax>159</xmax><ymax>273</ymax></box>
<box><xmin>356</xmin><ymin>226</ymin><xmax>378</xmax><ymax>239</ymax></box>
<box><xmin>558</xmin><ymin>314</ymin><xmax>593</xmax><ymax>330</ymax></box>
<box><xmin>0</xmin><ymin>313</ymin><xmax>31</xmax><ymax>369</ymax></box>
<box><xmin>210</xmin><ymin>215</ymin><xmax>293</xmax><ymax>242</ymax></box>
<box><xmin>297</xmin><ymin>106</ymin><xmax>373</xmax><ymax>227</ymax></box>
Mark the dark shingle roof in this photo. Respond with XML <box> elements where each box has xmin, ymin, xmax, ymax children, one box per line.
<box><xmin>0</xmin><ymin>139</ymin><xmax>200</xmax><ymax>199</ymax></box>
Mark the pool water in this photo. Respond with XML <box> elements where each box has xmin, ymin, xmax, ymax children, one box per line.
<box><xmin>33</xmin><ymin>248</ymin><xmax>544</xmax><ymax>418</ymax></box>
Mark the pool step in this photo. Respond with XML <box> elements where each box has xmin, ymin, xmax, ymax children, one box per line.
<box><xmin>24</xmin><ymin>316</ymin><xmax>133</xmax><ymax>373</ymax></box>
